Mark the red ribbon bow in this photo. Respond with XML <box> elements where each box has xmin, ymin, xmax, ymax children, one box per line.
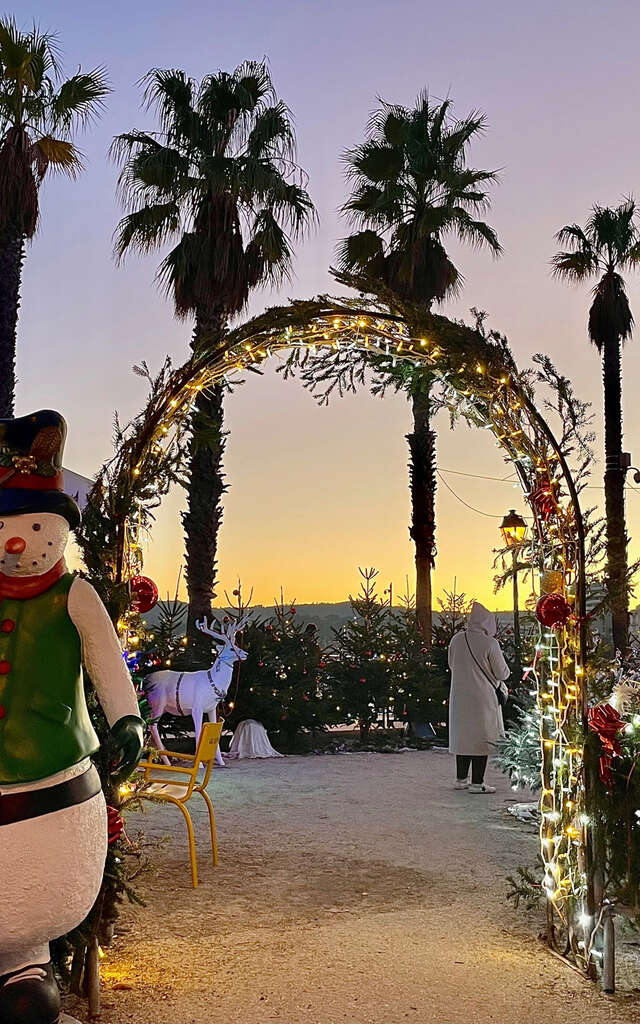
<box><xmin>588</xmin><ymin>703</ymin><xmax>624</xmax><ymax>789</ymax></box>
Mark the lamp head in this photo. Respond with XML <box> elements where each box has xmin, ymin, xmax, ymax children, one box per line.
<box><xmin>500</xmin><ymin>509</ymin><xmax>527</xmax><ymax>548</ymax></box>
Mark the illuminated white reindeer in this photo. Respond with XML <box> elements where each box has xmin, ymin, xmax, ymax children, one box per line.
<box><xmin>145</xmin><ymin>614</ymin><xmax>249</xmax><ymax>766</ymax></box>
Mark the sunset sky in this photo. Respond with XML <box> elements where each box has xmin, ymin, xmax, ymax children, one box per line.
<box><xmin>16</xmin><ymin>0</ymin><xmax>640</xmax><ymax>610</ymax></box>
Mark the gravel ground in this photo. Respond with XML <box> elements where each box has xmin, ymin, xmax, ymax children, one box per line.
<box><xmin>66</xmin><ymin>749</ymin><xmax>640</xmax><ymax>1023</ymax></box>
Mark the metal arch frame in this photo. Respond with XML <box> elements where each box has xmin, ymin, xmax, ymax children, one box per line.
<box><xmin>109</xmin><ymin>300</ymin><xmax>593</xmax><ymax>971</ymax></box>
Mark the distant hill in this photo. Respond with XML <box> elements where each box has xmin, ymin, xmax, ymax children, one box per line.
<box><xmin>141</xmin><ymin>600</ymin><xmax>543</xmax><ymax>646</ymax></box>
<box><xmin>142</xmin><ymin>601</ymin><xmax>355</xmax><ymax>645</ymax></box>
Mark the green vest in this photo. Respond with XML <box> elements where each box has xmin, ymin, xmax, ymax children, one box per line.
<box><xmin>0</xmin><ymin>573</ymin><xmax>99</xmax><ymax>784</ymax></box>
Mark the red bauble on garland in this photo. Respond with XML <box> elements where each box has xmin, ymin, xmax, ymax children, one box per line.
<box><xmin>106</xmin><ymin>805</ymin><xmax>124</xmax><ymax>846</ymax></box>
<box><xmin>130</xmin><ymin>575</ymin><xmax>158</xmax><ymax>614</ymax></box>
<box><xmin>535</xmin><ymin>592</ymin><xmax>572</xmax><ymax>628</ymax></box>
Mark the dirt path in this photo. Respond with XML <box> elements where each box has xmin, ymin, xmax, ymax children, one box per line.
<box><xmin>67</xmin><ymin>750</ymin><xmax>640</xmax><ymax>1023</ymax></box>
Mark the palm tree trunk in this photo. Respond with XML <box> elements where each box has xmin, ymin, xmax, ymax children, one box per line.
<box><xmin>602</xmin><ymin>337</ymin><xmax>629</xmax><ymax>655</ymax></box>
<box><xmin>0</xmin><ymin>233</ymin><xmax>24</xmax><ymax>417</ymax></box>
<box><xmin>407</xmin><ymin>386</ymin><xmax>436</xmax><ymax>647</ymax></box>
<box><xmin>183</xmin><ymin>310</ymin><xmax>227</xmax><ymax>639</ymax></box>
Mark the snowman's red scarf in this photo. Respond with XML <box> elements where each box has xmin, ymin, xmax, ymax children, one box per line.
<box><xmin>0</xmin><ymin>559</ymin><xmax>66</xmax><ymax>600</ymax></box>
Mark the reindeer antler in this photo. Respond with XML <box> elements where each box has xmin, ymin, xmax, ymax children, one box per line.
<box><xmin>195</xmin><ymin>616</ymin><xmax>227</xmax><ymax>643</ymax></box>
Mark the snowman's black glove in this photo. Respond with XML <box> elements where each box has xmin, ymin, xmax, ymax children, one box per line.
<box><xmin>110</xmin><ymin>715</ymin><xmax>144</xmax><ymax>783</ymax></box>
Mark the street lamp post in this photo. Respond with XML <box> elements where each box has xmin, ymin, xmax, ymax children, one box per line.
<box><xmin>500</xmin><ymin>509</ymin><xmax>528</xmax><ymax>668</ymax></box>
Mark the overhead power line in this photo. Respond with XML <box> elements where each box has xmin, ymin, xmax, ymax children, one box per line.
<box><xmin>436</xmin><ymin>470</ymin><xmax>506</xmax><ymax>519</ymax></box>
<box><xmin>439</xmin><ymin>467</ymin><xmax>640</xmax><ymax>494</ymax></box>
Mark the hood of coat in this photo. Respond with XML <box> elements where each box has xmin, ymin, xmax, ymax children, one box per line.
<box><xmin>467</xmin><ymin>601</ymin><xmax>497</xmax><ymax>637</ymax></box>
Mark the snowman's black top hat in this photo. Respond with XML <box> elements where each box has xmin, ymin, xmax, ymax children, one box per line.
<box><xmin>0</xmin><ymin>410</ymin><xmax>81</xmax><ymax>528</ymax></box>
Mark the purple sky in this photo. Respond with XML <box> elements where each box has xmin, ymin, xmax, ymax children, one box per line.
<box><xmin>15</xmin><ymin>0</ymin><xmax>640</xmax><ymax>607</ymax></box>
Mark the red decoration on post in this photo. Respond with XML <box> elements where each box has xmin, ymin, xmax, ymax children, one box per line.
<box><xmin>588</xmin><ymin>703</ymin><xmax>625</xmax><ymax>790</ymax></box>
<box><xmin>106</xmin><ymin>805</ymin><xmax>124</xmax><ymax>846</ymax></box>
<box><xmin>130</xmin><ymin>575</ymin><xmax>158</xmax><ymax>614</ymax></box>
<box><xmin>535</xmin><ymin>593</ymin><xmax>572</xmax><ymax>628</ymax></box>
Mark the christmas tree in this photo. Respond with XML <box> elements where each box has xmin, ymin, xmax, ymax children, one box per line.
<box><xmin>227</xmin><ymin>593</ymin><xmax>337</xmax><ymax>750</ymax></box>
<box><xmin>494</xmin><ymin>704</ymin><xmax>542</xmax><ymax>790</ymax></box>
<box><xmin>388</xmin><ymin>599</ymin><xmax>450</xmax><ymax>738</ymax></box>
<box><xmin>326</xmin><ymin>568</ymin><xmax>393</xmax><ymax>739</ymax></box>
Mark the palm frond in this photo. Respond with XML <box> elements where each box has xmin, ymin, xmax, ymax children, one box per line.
<box><xmin>110</xmin><ymin>129</ymin><xmax>163</xmax><ymax>165</ymax></box>
<box><xmin>446</xmin><ymin>208</ymin><xmax>503</xmax><ymax>254</ymax></box>
<box><xmin>623</xmin><ymin>239</ymin><xmax>640</xmax><ymax>267</ymax></box>
<box><xmin>230</xmin><ymin>60</ymin><xmax>275</xmax><ymax>110</ymax></box>
<box><xmin>122</xmin><ymin>143</ymin><xmax>190</xmax><ymax>197</ymax></box>
<box><xmin>441</xmin><ymin>110</ymin><xmax>487</xmax><ymax>159</ymax></box>
<box><xmin>346</xmin><ymin>139</ymin><xmax>404</xmax><ymax>183</ymax></box>
<box><xmin>0</xmin><ymin>18</ymin><xmax>60</xmax><ymax>83</ymax></box>
<box><xmin>142</xmin><ymin>68</ymin><xmax>206</xmax><ymax>151</ymax></box>
<box><xmin>50</xmin><ymin>67</ymin><xmax>110</xmax><ymax>129</ymax></box>
<box><xmin>554</xmin><ymin>222</ymin><xmax>591</xmax><ymax>248</ymax></box>
<box><xmin>31</xmin><ymin>136</ymin><xmax>82</xmax><ymax>178</ymax></box>
<box><xmin>113</xmin><ymin>201</ymin><xmax>181</xmax><ymax>259</ymax></box>
<box><xmin>381</xmin><ymin>108</ymin><xmax>410</xmax><ymax>147</ymax></box>
<box><xmin>246</xmin><ymin>101</ymin><xmax>295</xmax><ymax>160</ymax></box>
<box><xmin>341</xmin><ymin>183</ymin><xmax>403</xmax><ymax>228</ymax></box>
<box><xmin>551</xmin><ymin>249</ymin><xmax>598</xmax><ymax>282</ymax></box>
<box><xmin>335</xmin><ymin>229</ymin><xmax>385</xmax><ymax>273</ymax></box>
<box><xmin>246</xmin><ymin>207</ymin><xmax>293</xmax><ymax>284</ymax></box>
<box><xmin>268</xmin><ymin>180</ymin><xmax>316</xmax><ymax>236</ymax></box>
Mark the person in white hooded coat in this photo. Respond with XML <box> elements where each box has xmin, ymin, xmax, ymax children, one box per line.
<box><xmin>448</xmin><ymin>602</ymin><xmax>510</xmax><ymax>793</ymax></box>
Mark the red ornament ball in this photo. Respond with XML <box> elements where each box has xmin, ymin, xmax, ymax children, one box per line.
<box><xmin>535</xmin><ymin>593</ymin><xmax>572</xmax><ymax>628</ymax></box>
<box><xmin>130</xmin><ymin>575</ymin><xmax>158</xmax><ymax>614</ymax></box>
<box><xmin>106</xmin><ymin>805</ymin><xmax>124</xmax><ymax>846</ymax></box>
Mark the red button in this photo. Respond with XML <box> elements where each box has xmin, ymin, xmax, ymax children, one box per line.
<box><xmin>0</xmin><ymin>661</ymin><xmax>10</xmax><ymax>675</ymax></box>
<box><xmin>0</xmin><ymin>620</ymin><xmax>14</xmax><ymax>633</ymax></box>
<box><xmin>0</xmin><ymin>706</ymin><xmax>5</xmax><ymax>719</ymax></box>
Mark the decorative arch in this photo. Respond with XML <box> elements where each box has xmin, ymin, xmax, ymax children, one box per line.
<box><xmin>85</xmin><ymin>298</ymin><xmax>594</xmax><ymax>971</ymax></box>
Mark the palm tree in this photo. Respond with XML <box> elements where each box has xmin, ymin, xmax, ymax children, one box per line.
<box><xmin>0</xmin><ymin>17</ymin><xmax>109</xmax><ymax>415</ymax></box>
<box><xmin>113</xmin><ymin>63</ymin><xmax>315</xmax><ymax>634</ymax></box>
<box><xmin>553</xmin><ymin>200</ymin><xmax>640</xmax><ymax>655</ymax></box>
<box><xmin>336</xmin><ymin>93</ymin><xmax>501</xmax><ymax>642</ymax></box>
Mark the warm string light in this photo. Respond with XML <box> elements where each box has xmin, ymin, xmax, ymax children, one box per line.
<box><xmin>113</xmin><ymin>308</ymin><xmax>589</xmax><ymax>962</ymax></box>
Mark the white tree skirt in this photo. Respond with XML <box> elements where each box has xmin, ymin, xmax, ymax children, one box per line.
<box><xmin>507</xmin><ymin>801</ymin><xmax>539</xmax><ymax>823</ymax></box>
<box><xmin>227</xmin><ymin>720</ymin><xmax>283</xmax><ymax>759</ymax></box>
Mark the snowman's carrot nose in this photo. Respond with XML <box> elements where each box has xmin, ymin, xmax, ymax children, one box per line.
<box><xmin>4</xmin><ymin>537</ymin><xmax>26</xmax><ymax>554</ymax></box>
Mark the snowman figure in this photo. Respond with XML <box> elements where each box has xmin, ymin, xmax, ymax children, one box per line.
<box><xmin>0</xmin><ymin>411</ymin><xmax>144</xmax><ymax>1024</ymax></box>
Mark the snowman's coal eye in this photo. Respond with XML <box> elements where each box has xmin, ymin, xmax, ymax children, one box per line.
<box><xmin>32</xmin><ymin>523</ymin><xmax>41</xmax><ymax>532</ymax></box>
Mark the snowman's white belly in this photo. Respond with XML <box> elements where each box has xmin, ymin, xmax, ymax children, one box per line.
<box><xmin>0</xmin><ymin>775</ymin><xmax>107</xmax><ymax>975</ymax></box>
